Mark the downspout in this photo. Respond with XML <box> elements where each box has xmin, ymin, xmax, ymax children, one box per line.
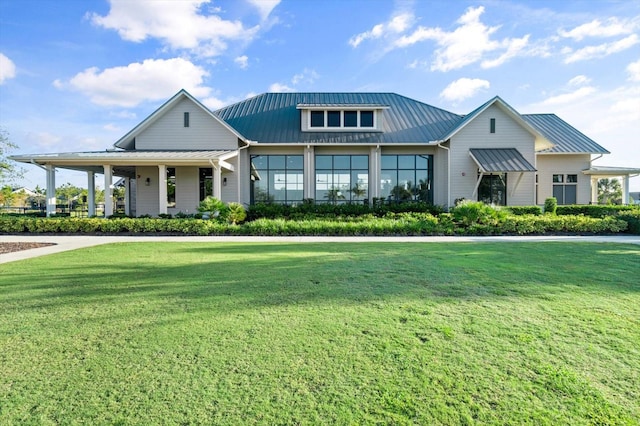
<box><xmin>236</xmin><ymin>140</ymin><xmax>254</xmax><ymax>204</ymax></box>
<box><xmin>209</xmin><ymin>158</ymin><xmax>221</xmax><ymax>200</ymax></box>
<box><xmin>590</xmin><ymin>154</ymin><xmax>603</xmax><ymax>167</ymax></box>
<box><xmin>437</xmin><ymin>141</ymin><xmax>451</xmax><ymax>209</ymax></box>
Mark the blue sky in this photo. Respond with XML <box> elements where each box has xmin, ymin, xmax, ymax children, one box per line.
<box><xmin>1</xmin><ymin>0</ymin><xmax>639</xmax><ymax>190</ymax></box>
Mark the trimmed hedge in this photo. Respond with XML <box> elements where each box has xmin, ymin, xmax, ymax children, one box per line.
<box><xmin>0</xmin><ymin>213</ymin><xmax>628</xmax><ymax>236</ymax></box>
<box><xmin>556</xmin><ymin>204</ymin><xmax>639</xmax><ymax>218</ymax></box>
<box><xmin>246</xmin><ymin>202</ymin><xmax>444</xmax><ymax>221</ymax></box>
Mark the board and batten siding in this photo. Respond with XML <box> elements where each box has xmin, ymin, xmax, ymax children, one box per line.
<box><xmin>136</xmin><ymin>98</ymin><xmax>238</xmax><ymax>150</ymax></box>
<box><xmin>449</xmin><ymin>104</ymin><xmax>536</xmax><ymax>206</ymax></box>
<box><xmin>536</xmin><ymin>154</ymin><xmax>591</xmax><ymax>205</ymax></box>
<box><xmin>168</xmin><ymin>167</ymin><xmax>200</xmax><ymax>215</ymax></box>
<box><xmin>135</xmin><ymin>166</ymin><xmax>160</xmax><ymax>216</ymax></box>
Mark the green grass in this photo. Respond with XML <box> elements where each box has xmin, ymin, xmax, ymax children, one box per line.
<box><xmin>1</xmin><ymin>242</ymin><xmax>639</xmax><ymax>425</ymax></box>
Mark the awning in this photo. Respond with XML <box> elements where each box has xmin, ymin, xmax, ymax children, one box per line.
<box><xmin>469</xmin><ymin>148</ymin><xmax>536</xmax><ymax>173</ymax></box>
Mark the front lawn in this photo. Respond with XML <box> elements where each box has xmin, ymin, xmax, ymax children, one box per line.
<box><xmin>1</xmin><ymin>242</ymin><xmax>639</xmax><ymax>424</ymax></box>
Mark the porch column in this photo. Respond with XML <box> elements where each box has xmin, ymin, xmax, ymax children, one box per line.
<box><xmin>87</xmin><ymin>171</ymin><xmax>96</xmax><ymax>217</ymax></box>
<box><xmin>622</xmin><ymin>175</ymin><xmax>630</xmax><ymax>205</ymax></box>
<box><xmin>103</xmin><ymin>165</ymin><xmax>113</xmax><ymax>217</ymax></box>
<box><xmin>369</xmin><ymin>146</ymin><xmax>380</xmax><ymax>200</ymax></box>
<box><xmin>124</xmin><ymin>177</ymin><xmax>131</xmax><ymax>216</ymax></box>
<box><xmin>304</xmin><ymin>146</ymin><xmax>314</xmax><ymax>199</ymax></box>
<box><xmin>45</xmin><ymin>164</ymin><xmax>56</xmax><ymax>217</ymax></box>
<box><xmin>212</xmin><ymin>162</ymin><xmax>222</xmax><ymax>199</ymax></box>
<box><xmin>591</xmin><ymin>177</ymin><xmax>598</xmax><ymax>204</ymax></box>
<box><xmin>158</xmin><ymin>165</ymin><xmax>167</xmax><ymax>215</ymax></box>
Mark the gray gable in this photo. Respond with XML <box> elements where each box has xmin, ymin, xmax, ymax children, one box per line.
<box><xmin>214</xmin><ymin>93</ymin><xmax>462</xmax><ymax>144</ymax></box>
<box><xmin>521</xmin><ymin>114</ymin><xmax>609</xmax><ymax>154</ymax></box>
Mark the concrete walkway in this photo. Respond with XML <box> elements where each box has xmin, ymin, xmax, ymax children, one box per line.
<box><xmin>2</xmin><ymin>234</ymin><xmax>639</xmax><ymax>264</ymax></box>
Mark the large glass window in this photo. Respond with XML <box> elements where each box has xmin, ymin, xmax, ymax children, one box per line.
<box><xmin>315</xmin><ymin>155</ymin><xmax>368</xmax><ymax>204</ymax></box>
<box><xmin>250</xmin><ymin>155</ymin><xmax>304</xmax><ymax>204</ymax></box>
<box><xmin>199</xmin><ymin>168</ymin><xmax>213</xmax><ymax>201</ymax></box>
<box><xmin>478</xmin><ymin>174</ymin><xmax>507</xmax><ymax>205</ymax></box>
<box><xmin>167</xmin><ymin>167</ymin><xmax>176</xmax><ymax>207</ymax></box>
<box><xmin>380</xmin><ymin>154</ymin><xmax>433</xmax><ymax>203</ymax></box>
<box><xmin>306</xmin><ymin>110</ymin><xmax>376</xmax><ymax>129</ymax></box>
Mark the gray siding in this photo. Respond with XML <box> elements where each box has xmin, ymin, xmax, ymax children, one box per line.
<box><xmin>536</xmin><ymin>154</ymin><xmax>591</xmax><ymax>204</ymax></box>
<box><xmin>135</xmin><ymin>166</ymin><xmax>159</xmax><ymax>216</ymax></box>
<box><xmin>137</xmin><ymin>98</ymin><xmax>237</xmax><ymax>150</ymax></box>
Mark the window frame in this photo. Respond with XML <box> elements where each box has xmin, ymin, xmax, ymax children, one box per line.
<box><xmin>250</xmin><ymin>155</ymin><xmax>304</xmax><ymax>205</ymax></box>
<box><xmin>305</xmin><ymin>109</ymin><xmax>378</xmax><ymax>130</ymax></box>
<box><xmin>315</xmin><ymin>154</ymin><xmax>369</xmax><ymax>204</ymax></box>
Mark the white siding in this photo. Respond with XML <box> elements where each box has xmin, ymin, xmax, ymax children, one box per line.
<box><xmin>449</xmin><ymin>104</ymin><xmax>536</xmax><ymax>206</ymax></box>
<box><xmin>168</xmin><ymin>167</ymin><xmax>199</xmax><ymax>215</ymax></box>
<box><xmin>221</xmin><ymin>156</ymin><xmax>239</xmax><ymax>203</ymax></box>
<box><xmin>536</xmin><ymin>154</ymin><xmax>591</xmax><ymax>205</ymax></box>
<box><xmin>136</xmin><ymin>98</ymin><xmax>238</xmax><ymax>150</ymax></box>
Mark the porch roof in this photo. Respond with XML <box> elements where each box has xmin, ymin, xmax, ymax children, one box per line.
<box><xmin>469</xmin><ymin>148</ymin><xmax>536</xmax><ymax>173</ymax></box>
<box><xmin>11</xmin><ymin>150</ymin><xmax>236</xmax><ymax>166</ymax></box>
<box><xmin>582</xmin><ymin>166</ymin><xmax>640</xmax><ymax>176</ymax></box>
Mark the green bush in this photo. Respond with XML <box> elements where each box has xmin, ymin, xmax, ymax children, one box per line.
<box><xmin>197</xmin><ymin>197</ymin><xmax>227</xmax><ymax>222</ymax></box>
<box><xmin>544</xmin><ymin>198</ymin><xmax>557</xmax><ymax>215</ymax></box>
<box><xmin>505</xmin><ymin>206</ymin><xmax>542</xmax><ymax>216</ymax></box>
<box><xmin>618</xmin><ymin>211</ymin><xmax>640</xmax><ymax>234</ymax></box>
<box><xmin>226</xmin><ymin>202</ymin><xmax>247</xmax><ymax>225</ymax></box>
<box><xmin>556</xmin><ymin>204</ymin><xmax>638</xmax><ymax>218</ymax></box>
<box><xmin>450</xmin><ymin>201</ymin><xmax>503</xmax><ymax>227</ymax></box>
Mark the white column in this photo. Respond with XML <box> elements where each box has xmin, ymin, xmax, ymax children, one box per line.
<box><xmin>212</xmin><ymin>162</ymin><xmax>222</xmax><ymax>200</ymax></box>
<box><xmin>45</xmin><ymin>164</ymin><xmax>56</xmax><ymax>217</ymax></box>
<box><xmin>591</xmin><ymin>177</ymin><xmax>598</xmax><ymax>204</ymax></box>
<box><xmin>124</xmin><ymin>177</ymin><xmax>131</xmax><ymax>216</ymax></box>
<box><xmin>622</xmin><ymin>175</ymin><xmax>630</xmax><ymax>205</ymax></box>
<box><xmin>87</xmin><ymin>171</ymin><xmax>96</xmax><ymax>217</ymax></box>
<box><xmin>158</xmin><ymin>165</ymin><xmax>167</xmax><ymax>215</ymax></box>
<box><xmin>304</xmin><ymin>146</ymin><xmax>314</xmax><ymax>199</ymax></box>
<box><xmin>103</xmin><ymin>165</ymin><xmax>113</xmax><ymax>217</ymax></box>
<box><xmin>369</xmin><ymin>146</ymin><xmax>380</xmax><ymax>200</ymax></box>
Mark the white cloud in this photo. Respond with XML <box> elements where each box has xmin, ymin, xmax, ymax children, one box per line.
<box><xmin>395</xmin><ymin>6</ymin><xmax>531</xmax><ymax>72</ymax></box>
<box><xmin>25</xmin><ymin>132</ymin><xmax>62</xmax><ymax>149</ymax></box>
<box><xmin>103</xmin><ymin>123</ymin><xmax>121</xmax><ymax>132</ymax></box>
<box><xmin>627</xmin><ymin>59</ymin><xmax>640</xmax><ymax>82</ymax></box>
<box><xmin>246</xmin><ymin>0</ymin><xmax>280</xmax><ymax>21</ymax></box>
<box><xmin>291</xmin><ymin>68</ymin><xmax>319</xmax><ymax>85</ymax></box>
<box><xmin>539</xmin><ymin>86</ymin><xmax>597</xmax><ymax>106</ymax></box>
<box><xmin>349</xmin><ymin>12</ymin><xmax>414</xmax><ymax>47</ymax></box>
<box><xmin>0</xmin><ymin>53</ymin><xmax>17</xmax><ymax>84</ymax></box>
<box><xmin>568</xmin><ymin>75</ymin><xmax>591</xmax><ymax>86</ymax></box>
<box><xmin>564</xmin><ymin>34</ymin><xmax>639</xmax><ymax>63</ymax></box>
<box><xmin>440</xmin><ymin>78</ymin><xmax>490</xmax><ymax>102</ymax></box>
<box><xmin>90</xmin><ymin>0</ymin><xmax>258</xmax><ymax>57</ymax></box>
<box><xmin>234</xmin><ymin>55</ymin><xmax>249</xmax><ymax>69</ymax></box>
<box><xmin>559</xmin><ymin>18</ymin><xmax>638</xmax><ymax>41</ymax></box>
<box><xmin>62</xmin><ymin>58</ymin><xmax>211</xmax><ymax>107</ymax></box>
<box><xmin>268</xmin><ymin>82</ymin><xmax>294</xmax><ymax>92</ymax></box>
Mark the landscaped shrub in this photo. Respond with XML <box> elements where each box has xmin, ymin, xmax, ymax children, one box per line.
<box><xmin>618</xmin><ymin>211</ymin><xmax>640</xmax><ymax>234</ymax></box>
<box><xmin>226</xmin><ymin>202</ymin><xmax>247</xmax><ymax>225</ymax></box>
<box><xmin>450</xmin><ymin>201</ymin><xmax>504</xmax><ymax>227</ymax></box>
<box><xmin>505</xmin><ymin>206</ymin><xmax>542</xmax><ymax>216</ymax></box>
<box><xmin>556</xmin><ymin>204</ymin><xmax>638</xmax><ymax>218</ymax></box>
<box><xmin>197</xmin><ymin>197</ymin><xmax>227</xmax><ymax>221</ymax></box>
<box><xmin>544</xmin><ymin>197</ymin><xmax>557</xmax><ymax>215</ymax></box>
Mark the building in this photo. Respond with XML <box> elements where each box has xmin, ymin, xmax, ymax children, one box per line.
<box><xmin>11</xmin><ymin>90</ymin><xmax>640</xmax><ymax>217</ymax></box>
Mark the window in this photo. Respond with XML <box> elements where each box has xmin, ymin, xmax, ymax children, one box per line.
<box><xmin>327</xmin><ymin>111</ymin><xmax>341</xmax><ymax>127</ymax></box>
<box><xmin>478</xmin><ymin>174</ymin><xmax>506</xmax><ymax>205</ymax></box>
<box><xmin>490</xmin><ymin>118</ymin><xmax>496</xmax><ymax>133</ymax></box>
<box><xmin>167</xmin><ymin>167</ymin><xmax>176</xmax><ymax>207</ymax></box>
<box><xmin>315</xmin><ymin>155</ymin><xmax>368</xmax><ymax>204</ymax></box>
<box><xmin>306</xmin><ymin>110</ymin><xmax>376</xmax><ymax>129</ymax></box>
<box><xmin>360</xmin><ymin>111</ymin><xmax>374</xmax><ymax>127</ymax></box>
<box><xmin>184</xmin><ymin>112</ymin><xmax>190</xmax><ymax>128</ymax></box>
<box><xmin>553</xmin><ymin>174</ymin><xmax>577</xmax><ymax>204</ymax></box>
<box><xmin>380</xmin><ymin>154</ymin><xmax>433</xmax><ymax>203</ymax></box>
<box><xmin>310</xmin><ymin>111</ymin><xmax>324</xmax><ymax>127</ymax></box>
<box><xmin>344</xmin><ymin>111</ymin><xmax>358</xmax><ymax>127</ymax></box>
<box><xmin>250</xmin><ymin>155</ymin><xmax>304</xmax><ymax>204</ymax></box>
<box><xmin>199</xmin><ymin>168</ymin><xmax>213</xmax><ymax>201</ymax></box>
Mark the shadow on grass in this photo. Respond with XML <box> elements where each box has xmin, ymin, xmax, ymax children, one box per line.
<box><xmin>1</xmin><ymin>242</ymin><xmax>639</xmax><ymax>315</ymax></box>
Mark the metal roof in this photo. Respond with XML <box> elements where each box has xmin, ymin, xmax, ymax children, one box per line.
<box><xmin>469</xmin><ymin>148</ymin><xmax>537</xmax><ymax>173</ymax></box>
<box><xmin>214</xmin><ymin>93</ymin><xmax>462</xmax><ymax>144</ymax></box>
<box><xmin>11</xmin><ymin>150</ymin><xmax>234</xmax><ymax>164</ymax></box>
<box><xmin>582</xmin><ymin>166</ymin><xmax>640</xmax><ymax>175</ymax></box>
<box><xmin>522</xmin><ymin>114</ymin><xmax>610</xmax><ymax>154</ymax></box>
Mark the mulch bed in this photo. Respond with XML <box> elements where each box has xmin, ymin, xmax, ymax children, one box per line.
<box><xmin>0</xmin><ymin>242</ymin><xmax>56</xmax><ymax>254</ymax></box>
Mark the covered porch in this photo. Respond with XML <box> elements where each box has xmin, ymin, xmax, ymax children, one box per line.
<box><xmin>583</xmin><ymin>166</ymin><xmax>640</xmax><ymax>205</ymax></box>
<box><xmin>11</xmin><ymin>150</ymin><xmax>239</xmax><ymax>217</ymax></box>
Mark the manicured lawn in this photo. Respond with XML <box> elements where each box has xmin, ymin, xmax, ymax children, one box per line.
<box><xmin>1</xmin><ymin>242</ymin><xmax>639</xmax><ymax>424</ymax></box>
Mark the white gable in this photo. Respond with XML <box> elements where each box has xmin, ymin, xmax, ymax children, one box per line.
<box><xmin>135</xmin><ymin>97</ymin><xmax>238</xmax><ymax>150</ymax></box>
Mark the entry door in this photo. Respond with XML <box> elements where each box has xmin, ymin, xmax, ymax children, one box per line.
<box><xmin>478</xmin><ymin>174</ymin><xmax>507</xmax><ymax>205</ymax></box>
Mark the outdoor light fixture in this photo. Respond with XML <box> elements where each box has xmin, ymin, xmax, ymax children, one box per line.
<box><xmin>145</xmin><ymin>177</ymin><xmax>151</xmax><ymax>186</ymax></box>
<box><xmin>223</xmin><ymin>177</ymin><xmax>227</xmax><ymax>186</ymax></box>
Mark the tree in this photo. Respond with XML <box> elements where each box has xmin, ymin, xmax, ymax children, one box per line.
<box><xmin>597</xmin><ymin>178</ymin><xmax>622</xmax><ymax>205</ymax></box>
<box><xmin>0</xmin><ymin>185</ymin><xmax>15</xmax><ymax>207</ymax></box>
<box><xmin>0</xmin><ymin>128</ymin><xmax>23</xmax><ymax>185</ymax></box>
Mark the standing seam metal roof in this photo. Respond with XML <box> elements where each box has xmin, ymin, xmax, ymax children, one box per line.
<box><xmin>522</xmin><ymin>114</ymin><xmax>609</xmax><ymax>154</ymax></box>
<box><xmin>214</xmin><ymin>93</ymin><xmax>462</xmax><ymax>144</ymax></box>
<box><xmin>469</xmin><ymin>148</ymin><xmax>537</xmax><ymax>172</ymax></box>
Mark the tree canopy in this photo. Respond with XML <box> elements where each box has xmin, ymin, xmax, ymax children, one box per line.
<box><xmin>0</xmin><ymin>128</ymin><xmax>23</xmax><ymax>184</ymax></box>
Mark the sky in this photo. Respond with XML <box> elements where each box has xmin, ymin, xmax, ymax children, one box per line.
<box><xmin>1</xmin><ymin>0</ymin><xmax>639</xmax><ymax>191</ymax></box>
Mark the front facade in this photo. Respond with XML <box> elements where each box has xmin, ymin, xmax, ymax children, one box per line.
<box><xmin>12</xmin><ymin>90</ymin><xmax>639</xmax><ymax>217</ymax></box>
